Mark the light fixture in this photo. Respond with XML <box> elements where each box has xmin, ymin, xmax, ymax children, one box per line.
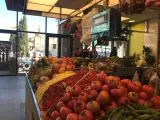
<box><xmin>129</xmin><ymin>20</ymin><xmax>135</xmax><ymax>23</ymax></box>
<box><xmin>108</xmin><ymin>0</ymin><xmax>119</xmax><ymax>6</ymax></box>
<box><xmin>28</xmin><ymin>0</ymin><xmax>58</xmax><ymax>6</ymax></box>
<box><xmin>27</xmin><ymin>3</ymin><xmax>51</xmax><ymax>12</ymax></box>
<box><xmin>50</xmin><ymin>7</ymin><xmax>76</xmax><ymax>15</ymax></box>
<box><xmin>98</xmin><ymin>0</ymin><xmax>119</xmax><ymax>6</ymax></box>
<box><xmin>27</xmin><ymin>0</ymin><xmax>59</xmax><ymax>12</ymax></box>
<box><xmin>42</xmin><ymin>12</ymin><xmax>81</xmax><ymax>20</ymax></box>
<box><xmin>121</xmin><ymin>17</ymin><xmax>130</xmax><ymax>21</ymax></box>
<box><xmin>70</xmin><ymin>0</ymin><xmax>103</xmax><ymax>16</ymax></box>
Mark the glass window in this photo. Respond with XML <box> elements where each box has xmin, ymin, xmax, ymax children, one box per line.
<box><xmin>18</xmin><ymin>12</ymin><xmax>45</xmax><ymax>32</ymax></box>
<box><xmin>17</xmin><ymin>32</ymin><xmax>45</xmax><ymax>73</ymax></box>
<box><xmin>49</xmin><ymin>37</ymin><xmax>58</xmax><ymax>57</ymax></box>
<box><xmin>0</xmin><ymin>33</ymin><xmax>17</xmax><ymax>75</ymax></box>
<box><xmin>0</xmin><ymin>1</ymin><xmax>16</xmax><ymax>30</ymax></box>
<box><xmin>47</xmin><ymin>18</ymin><xmax>59</xmax><ymax>34</ymax></box>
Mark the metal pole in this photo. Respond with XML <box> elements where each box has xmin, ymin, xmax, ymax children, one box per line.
<box><xmin>45</xmin><ymin>17</ymin><xmax>49</xmax><ymax>57</ymax></box>
<box><xmin>58</xmin><ymin>7</ymin><xmax>62</xmax><ymax>58</ymax></box>
<box><xmin>16</xmin><ymin>11</ymin><xmax>18</xmax><ymax>75</ymax></box>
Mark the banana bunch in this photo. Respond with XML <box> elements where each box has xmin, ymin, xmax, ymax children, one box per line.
<box><xmin>100</xmin><ymin>103</ymin><xmax>160</xmax><ymax>120</ymax></box>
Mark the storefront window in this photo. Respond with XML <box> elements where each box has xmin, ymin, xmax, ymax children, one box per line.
<box><xmin>47</xmin><ymin>18</ymin><xmax>59</xmax><ymax>34</ymax></box>
<box><xmin>0</xmin><ymin>1</ymin><xmax>16</xmax><ymax>30</ymax></box>
<box><xmin>18</xmin><ymin>12</ymin><xmax>45</xmax><ymax>33</ymax></box>
<box><xmin>17</xmin><ymin>32</ymin><xmax>45</xmax><ymax>73</ymax></box>
<box><xmin>0</xmin><ymin>33</ymin><xmax>17</xmax><ymax>75</ymax></box>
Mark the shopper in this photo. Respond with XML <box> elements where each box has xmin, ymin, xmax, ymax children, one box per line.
<box><xmin>73</xmin><ymin>48</ymin><xmax>81</xmax><ymax>57</ymax></box>
<box><xmin>90</xmin><ymin>48</ymin><xmax>98</xmax><ymax>59</ymax></box>
<box><xmin>81</xmin><ymin>46</ymin><xmax>90</xmax><ymax>58</ymax></box>
<box><xmin>110</xmin><ymin>47</ymin><xmax>117</xmax><ymax>57</ymax></box>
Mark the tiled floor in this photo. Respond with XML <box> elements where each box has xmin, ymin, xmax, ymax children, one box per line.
<box><xmin>0</xmin><ymin>76</ymin><xmax>26</xmax><ymax>120</ymax></box>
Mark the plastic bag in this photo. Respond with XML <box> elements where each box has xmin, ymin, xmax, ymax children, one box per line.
<box><xmin>132</xmin><ymin>71</ymin><xmax>139</xmax><ymax>82</ymax></box>
<box><xmin>149</xmin><ymin>72</ymin><xmax>160</xmax><ymax>95</ymax></box>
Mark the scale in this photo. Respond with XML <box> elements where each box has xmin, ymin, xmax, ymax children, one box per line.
<box><xmin>91</xmin><ymin>8</ymin><xmax>126</xmax><ymax>59</ymax></box>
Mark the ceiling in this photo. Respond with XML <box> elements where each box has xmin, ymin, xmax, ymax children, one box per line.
<box><xmin>5</xmin><ymin>0</ymin><xmax>160</xmax><ymax>23</ymax></box>
<box><xmin>122</xmin><ymin>8</ymin><xmax>159</xmax><ymax>24</ymax></box>
<box><xmin>5</xmin><ymin>0</ymin><xmax>24</xmax><ymax>11</ymax></box>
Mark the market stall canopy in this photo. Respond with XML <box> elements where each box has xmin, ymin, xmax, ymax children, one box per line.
<box><xmin>5</xmin><ymin>0</ymin><xmax>119</xmax><ymax>19</ymax></box>
<box><xmin>5</xmin><ymin>0</ymin><xmax>159</xmax><ymax>23</ymax></box>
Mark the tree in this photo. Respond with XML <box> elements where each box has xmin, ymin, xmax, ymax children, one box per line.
<box><xmin>9</xmin><ymin>34</ymin><xmax>16</xmax><ymax>53</ymax></box>
<box><xmin>18</xmin><ymin>15</ymin><xmax>28</xmax><ymax>56</ymax></box>
<box><xmin>9</xmin><ymin>15</ymin><xmax>29</xmax><ymax>56</ymax></box>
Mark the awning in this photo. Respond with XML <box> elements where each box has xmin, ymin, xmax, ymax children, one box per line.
<box><xmin>25</xmin><ymin>0</ymin><xmax>119</xmax><ymax>19</ymax></box>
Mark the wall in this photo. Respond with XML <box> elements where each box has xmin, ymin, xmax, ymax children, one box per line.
<box><xmin>129</xmin><ymin>22</ymin><xmax>145</xmax><ymax>55</ymax></box>
<box><xmin>144</xmin><ymin>19</ymin><xmax>159</xmax><ymax>58</ymax></box>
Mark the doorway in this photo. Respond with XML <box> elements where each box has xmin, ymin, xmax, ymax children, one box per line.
<box><xmin>46</xmin><ymin>34</ymin><xmax>73</xmax><ymax>58</ymax></box>
<box><xmin>0</xmin><ymin>32</ymin><xmax>17</xmax><ymax>75</ymax></box>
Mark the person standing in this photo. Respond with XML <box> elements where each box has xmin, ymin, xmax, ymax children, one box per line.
<box><xmin>73</xmin><ymin>48</ymin><xmax>81</xmax><ymax>57</ymax></box>
<box><xmin>81</xmin><ymin>46</ymin><xmax>90</xmax><ymax>58</ymax></box>
<box><xmin>90</xmin><ymin>48</ymin><xmax>98</xmax><ymax>59</ymax></box>
<box><xmin>110</xmin><ymin>47</ymin><xmax>117</xmax><ymax>57</ymax></box>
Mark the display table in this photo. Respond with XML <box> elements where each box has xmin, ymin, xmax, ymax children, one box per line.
<box><xmin>25</xmin><ymin>74</ymin><xmax>43</xmax><ymax>120</ymax></box>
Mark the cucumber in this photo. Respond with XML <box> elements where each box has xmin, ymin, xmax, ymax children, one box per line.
<box><xmin>141</xmin><ymin>114</ymin><xmax>159</xmax><ymax>120</ymax></box>
<box><xmin>122</xmin><ymin>111</ymin><xmax>139</xmax><ymax>118</ymax></box>
<box><xmin>109</xmin><ymin>108</ymin><xmax>121</xmax><ymax>119</ymax></box>
<box><xmin>139</xmin><ymin>114</ymin><xmax>150</xmax><ymax>119</ymax></box>
<box><xmin>125</xmin><ymin>116</ymin><xmax>134</xmax><ymax>120</ymax></box>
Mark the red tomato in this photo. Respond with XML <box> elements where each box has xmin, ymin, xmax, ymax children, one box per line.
<box><xmin>68</xmin><ymin>99</ymin><xmax>77</xmax><ymax>111</ymax></box>
<box><xmin>127</xmin><ymin>83</ymin><xmax>140</xmax><ymax>92</ymax></box>
<box><xmin>97</xmin><ymin>91</ymin><xmax>110</xmax><ymax>105</ymax></box>
<box><xmin>87</xmin><ymin>101</ymin><xmax>100</xmax><ymax>115</ymax></box>
<box><xmin>74</xmin><ymin>100</ymin><xmax>86</xmax><ymax>114</ymax></box>
<box><xmin>59</xmin><ymin>107</ymin><xmax>72</xmax><ymax>119</ymax></box>
<box><xmin>83</xmin><ymin>86</ymin><xmax>92</xmax><ymax>93</ymax></box>
<box><xmin>150</xmin><ymin>96</ymin><xmax>160</xmax><ymax>107</ymax></box>
<box><xmin>106</xmin><ymin>77</ymin><xmax>119</xmax><ymax>89</ymax></box>
<box><xmin>66</xmin><ymin>113</ymin><xmax>79</xmax><ymax>120</ymax></box>
<box><xmin>79</xmin><ymin>110</ymin><xmax>93</xmax><ymax>120</ymax></box>
<box><xmin>96</xmin><ymin>71</ymin><xmax>106</xmax><ymax>83</ymax></box>
<box><xmin>91</xmin><ymin>81</ymin><xmax>102</xmax><ymax>91</ymax></box>
<box><xmin>51</xmin><ymin>110</ymin><xmax>59</xmax><ymax>120</ymax></box>
<box><xmin>133</xmin><ymin>81</ymin><xmax>142</xmax><ymax>89</ymax></box>
<box><xmin>105</xmin><ymin>102</ymin><xmax>118</xmax><ymax>111</ymax></box>
<box><xmin>56</xmin><ymin>117</ymin><xmax>63</xmax><ymax>120</ymax></box>
<box><xmin>128</xmin><ymin>92</ymin><xmax>138</xmax><ymax>102</ymax></box>
<box><xmin>78</xmin><ymin>92</ymin><xmax>89</xmax><ymax>102</ymax></box>
<box><xmin>138</xmin><ymin>99</ymin><xmax>147</xmax><ymax>104</ymax></box>
<box><xmin>56</xmin><ymin>102</ymin><xmax>66</xmax><ymax>111</ymax></box>
<box><xmin>138</xmin><ymin>92</ymin><xmax>148</xmax><ymax>100</ymax></box>
<box><xmin>110</xmin><ymin>88</ymin><xmax>124</xmax><ymax>98</ymax></box>
<box><xmin>89</xmin><ymin>90</ymin><xmax>98</xmax><ymax>101</ymax></box>
<box><xmin>61</xmin><ymin>93</ymin><xmax>71</xmax><ymax>103</ymax></box>
<box><xmin>101</xmin><ymin>85</ymin><xmax>110</xmax><ymax>92</ymax></box>
<box><xmin>70</xmin><ymin>86</ymin><xmax>82</xmax><ymax>97</ymax></box>
<box><xmin>141</xmin><ymin>85</ymin><xmax>155</xmax><ymax>98</ymax></box>
<box><xmin>121</xmin><ymin>79</ymin><xmax>132</xmax><ymax>87</ymax></box>
<box><xmin>117</xmin><ymin>97</ymin><xmax>130</xmax><ymax>106</ymax></box>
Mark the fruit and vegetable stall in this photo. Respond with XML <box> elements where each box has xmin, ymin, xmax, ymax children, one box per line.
<box><xmin>26</xmin><ymin>56</ymin><xmax>160</xmax><ymax>120</ymax></box>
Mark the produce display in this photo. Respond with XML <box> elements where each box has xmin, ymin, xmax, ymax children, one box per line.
<box><xmin>40</xmin><ymin>72</ymin><xmax>160</xmax><ymax>120</ymax></box>
<box><xmin>38</xmin><ymin>67</ymin><xmax>96</xmax><ymax>112</ymax></box>
<box><xmin>73</xmin><ymin>57</ymin><xmax>92</xmax><ymax>68</ymax></box>
<box><xmin>119</xmin><ymin>0</ymin><xmax>146</xmax><ymax>15</ymax></box>
<box><xmin>101</xmin><ymin>103</ymin><xmax>160</xmax><ymax>120</ymax></box>
<box><xmin>146</xmin><ymin>0</ymin><xmax>160</xmax><ymax>8</ymax></box>
<box><xmin>26</xmin><ymin>53</ymin><xmax>160</xmax><ymax>120</ymax></box>
<box><xmin>28</xmin><ymin>57</ymin><xmax>75</xmax><ymax>90</ymax></box>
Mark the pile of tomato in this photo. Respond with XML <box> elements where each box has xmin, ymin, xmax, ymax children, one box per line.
<box><xmin>40</xmin><ymin>67</ymin><xmax>97</xmax><ymax>112</ymax></box>
<box><xmin>42</xmin><ymin>71</ymin><xmax>160</xmax><ymax>120</ymax></box>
